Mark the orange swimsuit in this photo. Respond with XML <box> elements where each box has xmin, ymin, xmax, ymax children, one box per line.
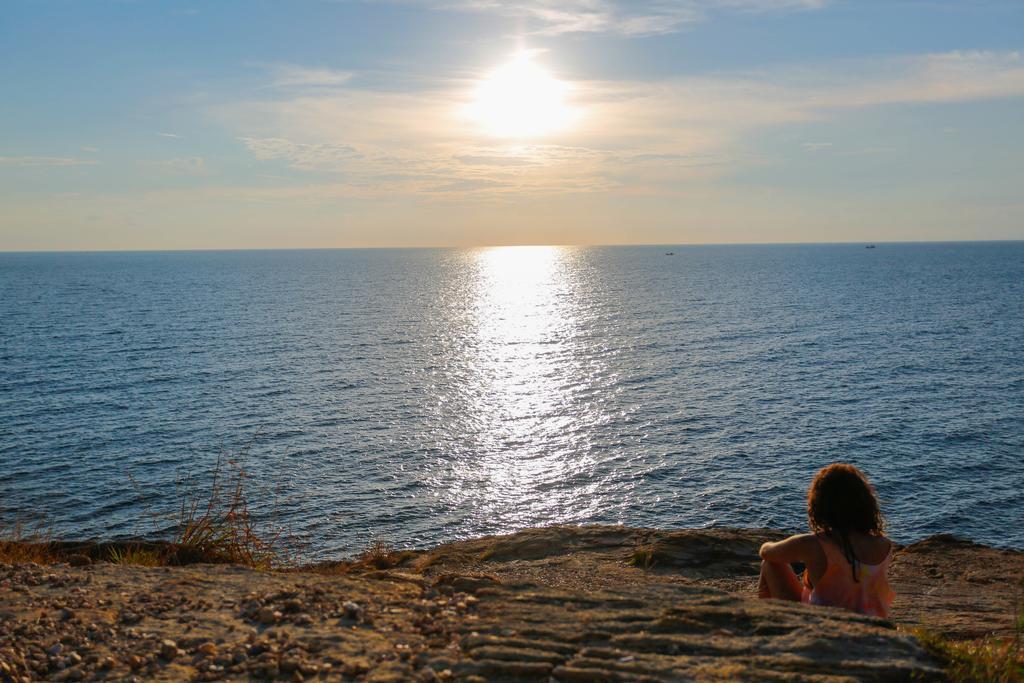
<box><xmin>801</xmin><ymin>535</ymin><xmax>895</xmax><ymax>618</ymax></box>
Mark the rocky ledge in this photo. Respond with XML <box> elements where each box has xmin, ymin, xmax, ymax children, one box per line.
<box><xmin>1</xmin><ymin>525</ymin><xmax>1021</xmax><ymax>682</ymax></box>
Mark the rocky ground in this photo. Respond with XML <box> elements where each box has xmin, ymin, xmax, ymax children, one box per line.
<box><xmin>0</xmin><ymin>525</ymin><xmax>1020</xmax><ymax>682</ymax></box>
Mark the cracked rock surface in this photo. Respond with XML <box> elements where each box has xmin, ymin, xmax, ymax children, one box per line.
<box><xmin>4</xmin><ymin>524</ymin><xmax>1017</xmax><ymax>681</ymax></box>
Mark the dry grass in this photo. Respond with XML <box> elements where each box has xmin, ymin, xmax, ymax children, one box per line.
<box><xmin>915</xmin><ymin>581</ymin><xmax>1024</xmax><ymax>682</ymax></box>
<box><xmin>916</xmin><ymin>632</ymin><xmax>1023</xmax><ymax>682</ymax></box>
<box><xmin>167</xmin><ymin>454</ymin><xmax>284</xmax><ymax>568</ymax></box>
<box><xmin>309</xmin><ymin>539</ymin><xmax>419</xmax><ymax>576</ymax></box>
<box><xmin>0</xmin><ymin>521</ymin><xmax>59</xmax><ymax>564</ymax></box>
<box><xmin>356</xmin><ymin>539</ymin><xmax>417</xmax><ymax>570</ymax></box>
<box><xmin>1</xmin><ymin>444</ymin><xmax>287</xmax><ymax>570</ymax></box>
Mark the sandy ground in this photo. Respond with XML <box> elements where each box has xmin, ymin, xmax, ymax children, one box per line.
<box><xmin>1</xmin><ymin>525</ymin><xmax>1020</xmax><ymax>682</ymax></box>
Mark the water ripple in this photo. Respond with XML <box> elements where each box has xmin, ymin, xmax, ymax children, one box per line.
<box><xmin>1</xmin><ymin>243</ymin><xmax>1022</xmax><ymax>557</ymax></box>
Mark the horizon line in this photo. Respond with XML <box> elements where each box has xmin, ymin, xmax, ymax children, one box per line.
<box><xmin>1</xmin><ymin>238</ymin><xmax>1021</xmax><ymax>255</ymax></box>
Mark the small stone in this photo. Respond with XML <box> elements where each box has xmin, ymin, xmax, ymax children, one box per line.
<box><xmin>343</xmin><ymin>601</ymin><xmax>362</xmax><ymax>619</ymax></box>
<box><xmin>54</xmin><ymin>666</ymin><xmax>83</xmax><ymax>682</ymax></box>
<box><xmin>197</xmin><ymin>642</ymin><xmax>218</xmax><ymax>657</ymax></box>
<box><xmin>160</xmin><ymin>639</ymin><xmax>179</xmax><ymax>660</ymax></box>
<box><xmin>67</xmin><ymin>554</ymin><xmax>91</xmax><ymax>567</ymax></box>
<box><xmin>257</xmin><ymin>607</ymin><xmax>280</xmax><ymax>625</ymax></box>
<box><xmin>283</xmin><ymin>598</ymin><xmax>303</xmax><ymax>613</ymax></box>
<box><xmin>98</xmin><ymin>657</ymin><xmax>116</xmax><ymax>670</ymax></box>
<box><xmin>46</xmin><ymin>644</ymin><xmax>64</xmax><ymax>657</ymax></box>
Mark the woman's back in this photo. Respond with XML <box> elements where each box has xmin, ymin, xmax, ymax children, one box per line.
<box><xmin>802</xmin><ymin>533</ymin><xmax>895</xmax><ymax>618</ymax></box>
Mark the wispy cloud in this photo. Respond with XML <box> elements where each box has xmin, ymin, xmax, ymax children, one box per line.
<box><xmin>158</xmin><ymin>132</ymin><xmax>183</xmax><ymax>139</ymax></box>
<box><xmin>221</xmin><ymin>50</ymin><xmax>1024</xmax><ymax>198</ymax></box>
<box><xmin>0</xmin><ymin>156</ymin><xmax>99</xmax><ymax>167</ymax></box>
<box><xmin>262</xmin><ymin>63</ymin><xmax>354</xmax><ymax>89</ymax></box>
<box><xmin>384</xmin><ymin>0</ymin><xmax>826</xmax><ymax>36</ymax></box>
<box><xmin>146</xmin><ymin>156</ymin><xmax>207</xmax><ymax>174</ymax></box>
<box><xmin>241</xmin><ymin>137</ymin><xmax>363</xmax><ymax>171</ymax></box>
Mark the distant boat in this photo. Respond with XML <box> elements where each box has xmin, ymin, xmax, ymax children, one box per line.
<box><xmin>665</xmin><ymin>251</ymin><xmax>675</xmax><ymax>256</ymax></box>
<box><xmin>865</xmin><ymin>245</ymin><xmax>876</xmax><ymax>249</ymax></box>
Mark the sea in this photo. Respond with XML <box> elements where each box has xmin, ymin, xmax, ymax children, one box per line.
<box><xmin>1</xmin><ymin>242</ymin><xmax>1022</xmax><ymax>558</ymax></box>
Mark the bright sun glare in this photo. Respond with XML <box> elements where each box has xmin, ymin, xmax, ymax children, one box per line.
<box><xmin>466</xmin><ymin>51</ymin><xmax>579</xmax><ymax>138</ymax></box>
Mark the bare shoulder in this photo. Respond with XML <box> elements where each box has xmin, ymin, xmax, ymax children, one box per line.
<box><xmin>849</xmin><ymin>532</ymin><xmax>894</xmax><ymax>564</ymax></box>
<box><xmin>759</xmin><ymin>533</ymin><xmax>820</xmax><ymax>562</ymax></box>
<box><xmin>786</xmin><ymin>533</ymin><xmax>821</xmax><ymax>549</ymax></box>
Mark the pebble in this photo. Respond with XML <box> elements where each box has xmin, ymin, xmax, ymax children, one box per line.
<box><xmin>160</xmin><ymin>639</ymin><xmax>180</xmax><ymax>660</ymax></box>
<box><xmin>53</xmin><ymin>666</ymin><xmax>83</xmax><ymax>682</ymax></box>
<box><xmin>343</xmin><ymin>601</ymin><xmax>363</xmax><ymax>619</ymax></box>
<box><xmin>197</xmin><ymin>641</ymin><xmax>218</xmax><ymax>657</ymax></box>
<box><xmin>67</xmin><ymin>555</ymin><xmax>91</xmax><ymax>568</ymax></box>
<box><xmin>258</xmin><ymin>607</ymin><xmax>280</xmax><ymax>625</ymax></box>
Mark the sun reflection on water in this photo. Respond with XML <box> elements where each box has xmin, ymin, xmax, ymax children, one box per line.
<box><xmin>455</xmin><ymin>245</ymin><xmax>600</xmax><ymax>530</ymax></box>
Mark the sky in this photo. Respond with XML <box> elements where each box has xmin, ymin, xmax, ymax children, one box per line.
<box><xmin>1</xmin><ymin>0</ymin><xmax>1023</xmax><ymax>250</ymax></box>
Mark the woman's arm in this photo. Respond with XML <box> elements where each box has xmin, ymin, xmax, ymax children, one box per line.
<box><xmin>759</xmin><ymin>533</ymin><xmax>818</xmax><ymax>563</ymax></box>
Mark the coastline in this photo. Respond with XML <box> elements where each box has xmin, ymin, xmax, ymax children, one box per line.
<box><xmin>2</xmin><ymin>524</ymin><xmax>1021</xmax><ymax>681</ymax></box>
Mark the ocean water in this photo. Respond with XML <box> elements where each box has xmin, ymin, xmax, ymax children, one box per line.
<box><xmin>1</xmin><ymin>243</ymin><xmax>1022</xmax><ymax>558</ymax></box>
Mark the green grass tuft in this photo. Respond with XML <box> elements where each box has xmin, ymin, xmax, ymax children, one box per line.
<box><xmin>915</xmin><ymin>631</ymin><xmax>1023</xmax><ymax>682</ymax></box>
<box><xmin>107</xmin><ymin>545</ymin><xmax>163</xmax><ymax>567</ymax></box>
<box><xmin>914</xmin><ymin>580</ymin><xmax>1024</xmax><ymax>682</ymax></box>
<box><xmin>628</xmin><ymin>545</ymin><xmax>658</xmax><ymax>569</ymax></box>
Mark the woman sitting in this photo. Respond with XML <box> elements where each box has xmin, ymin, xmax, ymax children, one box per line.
<box><xmin>758</xmin><ymin>463</ymin><xmax>895</xmax><ymax>618</ymax></box>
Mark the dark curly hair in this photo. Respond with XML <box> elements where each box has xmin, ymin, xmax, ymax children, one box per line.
<box><xmin>807</xmin><ymin>463</ymin><xmax>885</xmax><ymax>581</ymax></box>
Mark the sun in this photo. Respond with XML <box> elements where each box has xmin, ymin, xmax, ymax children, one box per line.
<box><xmin>466</xmin><ymin>51</ymin><xmax>579</xmax><ymax>139</ymax></box>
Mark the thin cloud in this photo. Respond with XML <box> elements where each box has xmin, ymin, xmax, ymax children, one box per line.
<box><xmin>146</xmin><ymin>156</ymin><xmax>207</xmax><ymax>174</ymax></box>
<box><xmin>0</xmin><ymin>156</ymin><xmax>99</xmax><ymax>167</ymax></box>
<box><xmin>158</xmin><ymin>132</ymin><xmax>183</xmax><ymax>139</ymax></box>
<box><xmin>223</xmin><ymin>50</ymin><xmax>1024</xmax><ymax>198</ymax></box>
<box><xmin>263</xmin><ymin>64</ymin><xmax>354</xmax><ymax>89</ymax></box>
<box><xmin>240</xmin><ymin>137</ymin><xmax>363</xmax><ymax>171</ymax></box>
<box><xmin>383</xmin><ymin>0</ymin><xmax>826</xmax><ymax>36</ymax></box>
